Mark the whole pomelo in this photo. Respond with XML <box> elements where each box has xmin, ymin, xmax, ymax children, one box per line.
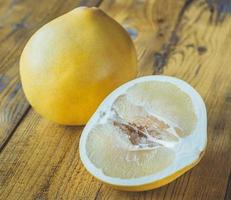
<box><xmin>20</xmin><ymin>7</ymin><xmax>137</xmax><ymax>125</ymax></box>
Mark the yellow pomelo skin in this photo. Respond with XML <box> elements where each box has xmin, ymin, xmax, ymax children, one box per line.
<box><xmin>20</xmin><ymin>7</ymin><xmax>137</xmax><ymax>125</ymax></box>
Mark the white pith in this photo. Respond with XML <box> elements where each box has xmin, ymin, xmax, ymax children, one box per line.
<box><xmin>79</xmin><ymin>75</ymin><xmax>207</xmax><ymax>186</ymax></box>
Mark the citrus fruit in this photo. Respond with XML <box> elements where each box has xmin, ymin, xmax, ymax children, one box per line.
<box><xmin>79</xmin><ymin>75</ymin><xmax>207</xmax><ymax>191</ymax></box>
<box><xmin>20</xmin><ymin>7</ymin><xmax>137</xmax><ymax>125</ymax></box>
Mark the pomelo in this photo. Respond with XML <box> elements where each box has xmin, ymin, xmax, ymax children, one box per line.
<box><xmin>79</xmin><ymin>75</ymin><xmax>207</xmax><ymax>191</ymax></box>
<box><xmin>20</xmin><ymin>7</ymin><xmax>137</xmax><ymax>125</ymax></box>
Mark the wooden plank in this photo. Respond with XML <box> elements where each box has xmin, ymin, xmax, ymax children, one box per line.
<box><xmin>0</xmin><ymin>111</ymin><xmax>102</xmax><ymax>200</ymax></box>
<box><xmin>94</xmin><ymin>0</ymin><xmax>231</xmax><ymax>199</ymax></box>
<box><xmin>0</xmin><ymin>0</ymin><xmax>186</xmax><ymax>199</ymax></box>
<box><xmin>0</xmin><ymin>0</ymin><xmax>101</xmax><ymax>151</ymax></box>
<box><xmin>162</xmin><ymin>1</ymin><xmax>231</xmax><ymax>199</ymax></box>
<box><xmin>100</xmin><ymin>0</ymin><xmax>185</xmax><ymax>76</ymax></box>
<box><xmin>225</xmin><ymin>173</ymin><xmax>231</xmax><ymax>200</ymax></box>
<box><xmin>95</xmin><ymin>1</ymin><xmax>231</xmax><ymax>200</ymax></box>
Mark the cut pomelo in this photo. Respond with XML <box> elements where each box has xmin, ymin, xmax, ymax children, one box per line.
<box><xmin>79</xmin><ymin>75</ymin><xmax>207</xmax><ymax>191</ymax></box>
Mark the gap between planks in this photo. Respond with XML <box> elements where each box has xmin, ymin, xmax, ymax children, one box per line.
<box><xmin>153</xmin><ymin>0</ymin><xmax>194</xmax><ymax>74</ymax></box>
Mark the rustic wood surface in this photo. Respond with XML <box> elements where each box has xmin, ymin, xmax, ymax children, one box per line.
<box><xmin>0</xmin><ymin>0</ymin><xmax>230</xmax><ymax>199</ymax></box>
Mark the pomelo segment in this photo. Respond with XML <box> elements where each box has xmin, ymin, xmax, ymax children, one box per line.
<box><xmin>87</xmin><ymin>123</ymin><xmax>175</xmax><ymax>179</ymax></box>
<box><xmin>79</xmin><ymin>75</ymin><xmax>207</xmax><ymax>191</ymax></box>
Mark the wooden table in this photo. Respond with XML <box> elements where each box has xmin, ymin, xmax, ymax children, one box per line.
<box><xmin>0</xmin><ymin>0</ymin><xmax>230</xmax><ymax>199</ymax></box>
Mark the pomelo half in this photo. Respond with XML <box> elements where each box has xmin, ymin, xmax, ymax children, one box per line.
<box><xmin>79</xmin><ymin>75</ymin><xmax>207</xmax><ymax>191</ymax></box>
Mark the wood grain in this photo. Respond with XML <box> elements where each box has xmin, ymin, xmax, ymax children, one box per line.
<box><xmin>0</xmin><ymin>0</ymin><xmax>231</xmax><ymax>200</ymax></box>
<box><xmin>0</xmin><ymin>110</ymin><xmax>102</xmax><ymax>199</ymax></box>
<box><xmin>162</xmin><ymin>1</ymin><xmax>231</xmax><ymax>198</ymax></box>
<box><xmin>0</xmin><ymin>0</ymin><xmax>101</xmax><ymax>151</ymax></box>
<box><xmin>95</xmin><ymin>1</ymin><xmax>231</xmax><ymax>199</ymax></box>
<box><xmin>94</xmin><ymin>0</ymin><xmax>231</xmax><ymax>199</ymax></box>
<box><xmin>157</xmin><ymin>1</ymin><xmax>231</xmax><ymax>199</ymax></box>
<box><xmin>100</xmin><ymin>0</ymin><xmax>186</xmax><ymax>76</ymax></box>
